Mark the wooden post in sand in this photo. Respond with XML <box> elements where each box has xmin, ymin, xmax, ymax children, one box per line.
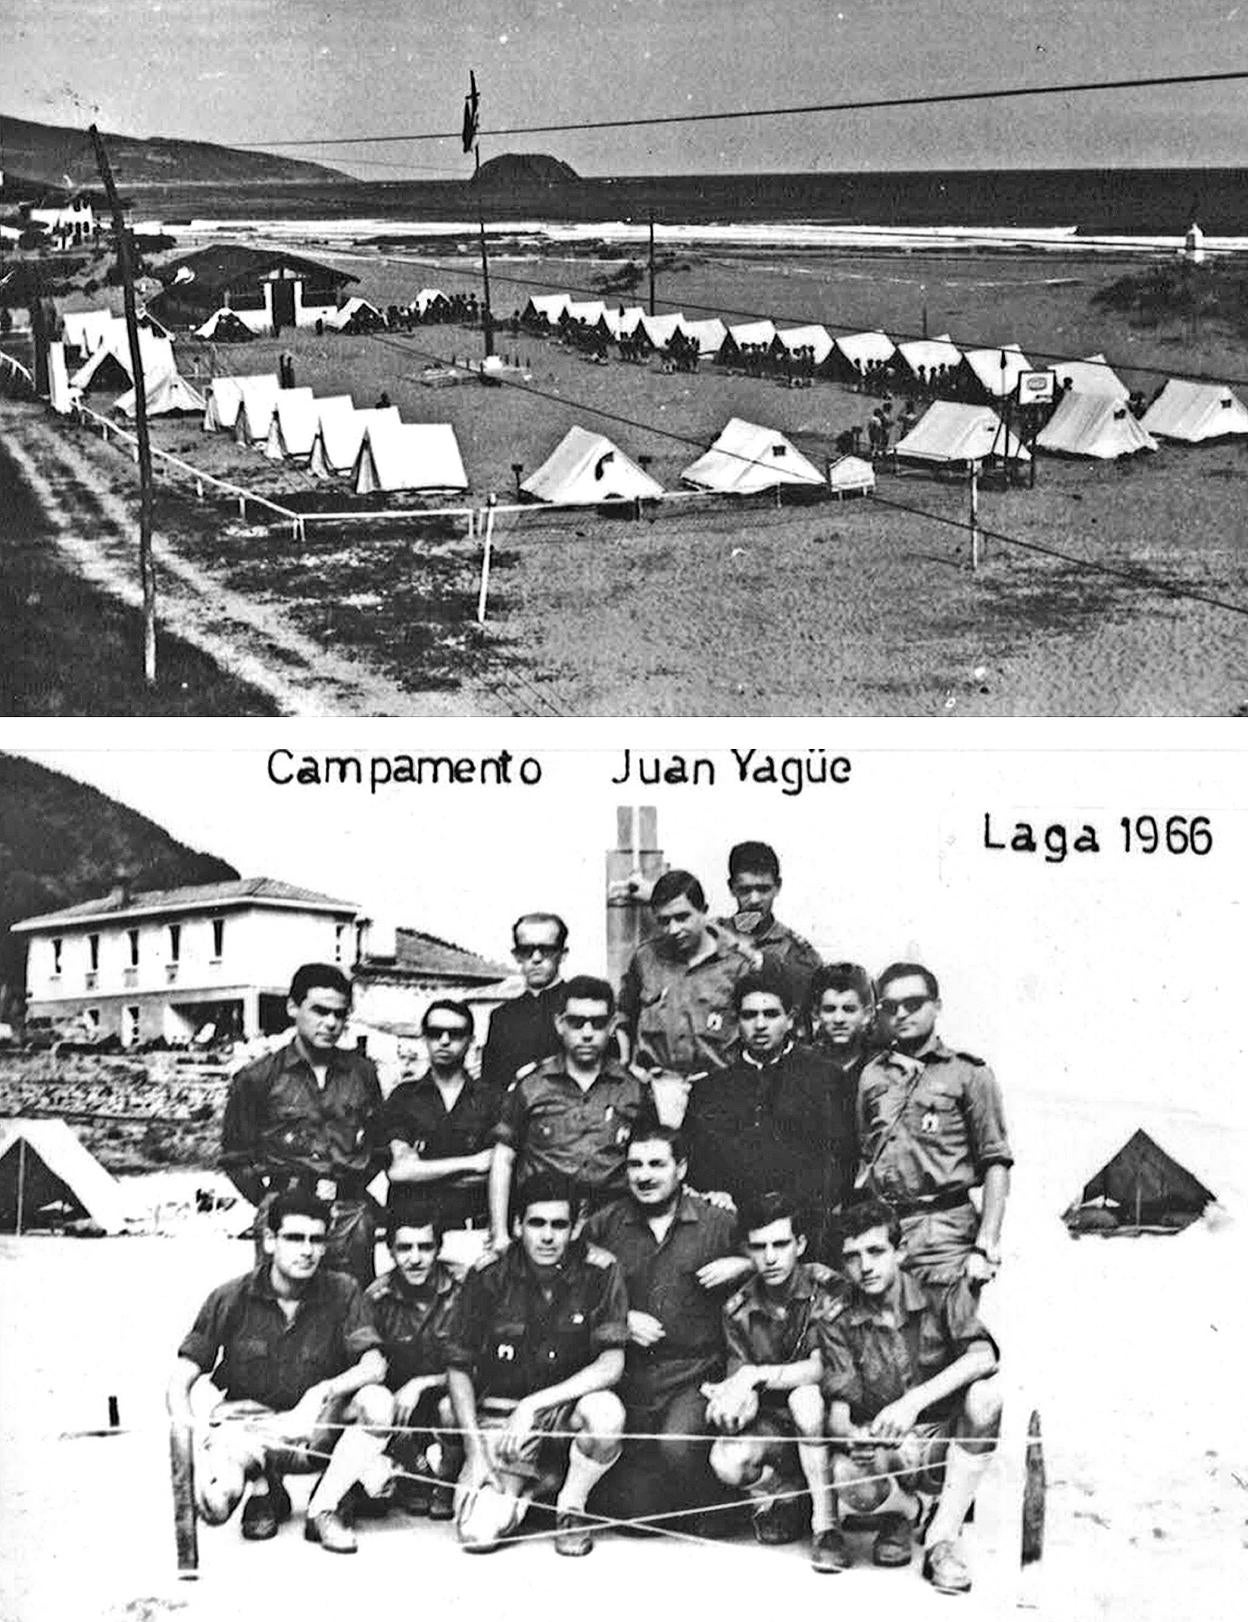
<box><xmin>969</xmin><ymin>460</ymin><xmax>981</xmax><ymax>572</ymax></box>
<box><xmin>476</xmin><ymin>497</ymin><xmax>497</xmax><ymax>625</ymax></box>
<box><xmin>169</xmin><ymin>1419</ymin><xmax>199</xmax><ymax>1578</ymax></box>
<box><xmin>90</xmin><ymin>123</ymin><xmax>156</xmax><ymax>686</ymax></box>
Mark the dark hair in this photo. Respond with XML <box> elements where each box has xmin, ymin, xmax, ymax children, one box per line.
<box><xmin>421</xmin><ymin>998</ymin><xmax>474</xmax><ymax>1036</ymax></box>
<box><xmin>512</xmin><ymin>912</ymin><xmax>569</xmax><ymax>950</ymax></box>
<box><xmin>289</xmin><ymin>963</ymin><xmax>353</xmax><ymax>1006</ymax></box>
<box><xmin>385</xmin><ymin>1201</ymin><xmax>445</xmax><ymax>1248</ymax></box>
<box><xmin>728</xmin><ymin>841</ymin><xmax>780</xmax><ymax>883</ymax></box>
<box><xmin>733</xmin><ymin>964</ymin><xmax>796</xmax><ymax>1014</ymax></box>
<box><xmin>267</xmin><ymin>1187</ymin><xmax>331</xmax><ymax>1233</ymax></box>
<box><xmin>876</xmin><ymin>962</ymin><xmax>940</xmax><ymax>1002</ymax></box>
<box><xmin>810</xmin><ymin>962</ymin><xmax>874</xmax><ymax>1009</ymax></box>
<box><xmin>555</xmin><ymin>975</ymin><xmax>616</xmax><ymax>1017</ymax></box>
<box><xmin>649</xmin><ymin>869</ymin><xmax>707</xmax><ymax>913</ymax></box>
<box><xmin>515</xmin><ymin>1170</ymin><xmax>579</xmax><ymax>1220</ymax></box>
<box><xmin>626</xmin><ymin>1121</ymin><xmax>688</xmax><ymax>1164</ymax></box>
<box><xmin>838</xmin><ymin>1197</ymin><xmax>903</xmax><ymax>1250</ymax></box>
<box><xmin>741</xmin><ymin>1189</ymin><xmax>804</xmax><ymax>1239</ymax></box>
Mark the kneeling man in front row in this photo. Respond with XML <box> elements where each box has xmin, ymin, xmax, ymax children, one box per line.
<box><xmin>168</xmin><ymin>1189</ymin><xmax>392</xmax><ymax>1554</ymax></box>
<box><xmin>442</xmin><ymin>1172</ymin><xmax>628</xmax><ymax>1556</ymax></box>
<box><xmin>816</xmin><ymin>1198</ymin><xmax>1002</xmax><ymax>1593</ymax></box>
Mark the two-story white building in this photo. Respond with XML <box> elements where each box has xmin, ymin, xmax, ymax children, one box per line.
<box><xmin>25</xmin><ymin>194</ymin><xmax>97</xmax><ymax>249</ymax></box>
<box><xmin>12</xmin><ymin>877</ymin><xmax>366</xmax><ymax>1046</ymax></box>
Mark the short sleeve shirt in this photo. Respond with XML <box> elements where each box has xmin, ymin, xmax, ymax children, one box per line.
<box><xmin>365</xmin><ymin>1262</ymin><xmax>460</xmax><ymax>1389</ymax></box>
<box><xmin>177</xmin><ymin>1265</ymin><xmax>382</xmax><ymax>1410</ymax></box>
<box><xmin>856</xmin><ymin>1039</ymin><xmax>1013</xmax><ymax>1203</ymax></box>
<box><xmin>441</xmin><ymin>1242</ymin><xmax>629</xmax><ymax>1402</ymax></box>
<box><xmin>381</xmin><ymin>1071</ymin><xmax>503</xmax><ymax>1227</ymax></box>
<box><xmin>817</xmin><ymin>1272</ymin><xmax>998</xmax><ymax>1422</ymax></box>
<box><xmin>619</xmin><ymin>928</ymin><xmax>755</xmax><ymax>1076</ymax></box>
<box><xmin>722</xmin><ymin>1262</ymin><xmax>844</xmax><ymax>1383</ymax></box>
<box><xmin>493</xmin><ymin>1057</ymin><xmax>651</xmax><ymax>1198</ymax></box>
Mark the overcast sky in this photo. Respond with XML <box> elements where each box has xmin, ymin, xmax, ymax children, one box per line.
<box><xmin>4</xmin><ymin>720</ymin><xmax>1245</xmax><ymax>1159</ymax></box>
<box><xmin>4</xmin><ymin>0</ymin><xmax>1248</xmax><ymax>181</ymax></box>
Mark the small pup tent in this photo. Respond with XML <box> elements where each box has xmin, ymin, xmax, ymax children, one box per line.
<box><xmin>233</xmin><ymin>376</ymin><xmax>286</xmax><ymax>444</ymax></box>
<box><xmin>1064</xmin><ymin>1128</ymin><xmax>1217</xmax><ymax>1236</ymax></box>
<box><xmin>353</xmin><ymin>420</ymin><xmax>469</xmax><ymax>494</ymax></box>
<box><xmin>202</xmin><ymin>373</ymin><xmax>278</xmax><ymax>433</ymax></box>
<box><xmin>309</xmin><ymin>404</ymin><xmax>400</xmax><ymax>478</ymax></box>
<box><xmin>521</xmin><ymin>426</ymin><xmax>663</xmax><ymax>505</ymax></box>
<box><xmin>0</xmin><ymin>1118</ymin><xmax>129</xmax><ymax>1234</ymax></box>
<box><xmin>194</xmin><ymin>308</ymin><xmax>256</xmax><ymax>342</ymax></box>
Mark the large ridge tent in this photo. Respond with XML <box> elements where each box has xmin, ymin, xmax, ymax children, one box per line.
<box><xmin>521</xmin><ymin>426</ymin><xmax>664</xmax><ymax>505</ymax></box>
<box><xmin>309</xmin><ymin>404</ymin><xmax>400</xmax><ymax>478</ymax></box>
<box><xmin>1141</xmin><ymin>379</ymin><xmax>1248</xmax><ymax>443</ymax></box>
<box><xmin>115</xmin><ymin>371</ymin><xmax>206</xmax><ymax>418</ymax></box>
<box><xmin>562</xmin><ymin>299</ymin><xmax>608</xmax><ymax>329</ymax></box>
<box><xmin>414</xmin><ymin>288</ymin><xmax>449</xmax><ymax>316</ymax></box>
<box><xmin>895</xmin><ymin>334</ymin><xmax>964</xmax><ymax>389</ymax></box>
<box><xmin>895</xmin><ymin>401</ymin><xmax>1030</xmax><ymax>467</ymax></box>
<box><xmin>0</xmin><ymin>1118</ymin><xmax>129</xmax><ymax>1234</ymax></box>
<box><xmin>523</xmin><ymin>293</ymin><xmax>573</xmax><ymax>327</ymax></box>
<box><xmin>1064</xmin><ymin>1127</ymin><xmax>1217</xmax><ymax>1235</ymax></box>
<box><xmin>600</xmin><ymin>305</ymin><xmax>646</xmax><ymax>341</ymax></box>
<box><xmin>723</xmin><ymin>319</ymin><xmax>777</xmax><ymax>357</ymax></box>
<box><xmin>772</xmin><ymin>325</ymin><xmax>835</xmax><ymax>367</ymax></box>
<box><xmin>1036</xmin><ymin>392</ymin><xmax>1157</xmax><ymax>460</ymax></box>
<box><xmin>233</xmin><ymin>376</ymin><xmax>285</xmax><ymax>444</ymax></box>
<box><xmin>634</xmin><ymin>312</ymin><xmax>686</xmax><ymax>351</ymax></box>
<box><xmin>60</xmin><ymin>308</ymin><xmax>115</xmax><ymax>356</ymax></box>
<box><xmin>960</xmin><ymin>343</ymin><xmax>1032</xmax><ymax>400</ymax></box>
<box><xmin>203</xmin><ymin>373</ymin><xmax>278</xmax><ymax>433</ymax></box>
<box><xmin>831</xmin><ymin>330</ymin><xmax>896</xmax><ymax>376</ymax></box>
<box><xmin>681</xmin><ymin>417</ymin><xmax>825</xmax><ymax>495</ymax></box>
<box><xmin>353</xmin><ymin>420</ymin><xmax>469</xmax><ymax>495</ymax></box>
<box><xmin>677</xmin><ymin>317</ymin><xmax>728</xmax><ymax>358</ymax></box>
<box><xmin>265</xmin><ymin>391</ymin><xmax>352</xmax><ymax>462</ymax></box>
<box><xmin>70</xmin><ymin>329</ymin><xmax>175</xmax><ymax>394</ymax></box>
<box><xmin>1050</xmin><ymin>353</ymin><xmax>1128</xmax><ymax>400</ymax></box>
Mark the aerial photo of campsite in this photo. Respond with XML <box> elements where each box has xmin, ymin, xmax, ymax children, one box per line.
<box><xmin>3</xmin><ymin>3</ymin><xmax>1248</xmax><ymax>716</ymax></box>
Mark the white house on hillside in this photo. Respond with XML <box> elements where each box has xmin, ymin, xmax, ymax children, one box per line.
<box><xmin>12</xmin><ymin>878</ymin><xmax>365</xmax><ymax>1046</ymax></box>
<box><xmin>25</xmin><ymin>194</ymin><xmax>97</xmax><ymax>248</ymax></box>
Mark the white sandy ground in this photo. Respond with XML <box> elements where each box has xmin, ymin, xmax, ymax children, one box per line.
<box><xmin>1</xmin><ymin>1115</ymin><xmax>1245</xmax><ymax>1622</ymax></box>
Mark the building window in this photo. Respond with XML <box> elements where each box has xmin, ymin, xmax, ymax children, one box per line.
<box><xmin>51</xmin><ymin>938</ymin><xmax>63</xmax><ymax>977</ymax></box>
<box><xmin>211</xmin><ymin>918</ymin><xmax>225</xmax><ymax>960</ymax></box>
<box><xmin>124</xmin><ymin>1006</ymin><xmax>141</xmax><ymax>1046</ymax></box>
<box><xmin>84</xmin><ymin>1008</ymin><xmax>100</xmax><ymax>1034</ymax></box>
<box><xmin>168</xmin><ymin>923</ymin><xmax>182</xmax><ymax>963</ymax></box>
<box><xmin>128</xmin><ymin>929</ymin><xmax>140</xmax><ymax>968</ymax></box>
<box><xmin>355</xmin><ymin>922</ymin><xmax>366</xmax><ymax>963</ymax></box>
<box><xmin>89</xmin><ymin>934</ymin><xmax>100</xmax><ymax>971</ymax></box>
<box><xmin>334</xmin><ymin>923</ymin><xmax>346</xmax><ymax>964</ymax></box>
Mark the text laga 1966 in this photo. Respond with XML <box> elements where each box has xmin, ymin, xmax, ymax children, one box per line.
<box><xmin>983</xmin><ymin>812</ymin><xmax>1213</xmax><ymax>863</ymax></box>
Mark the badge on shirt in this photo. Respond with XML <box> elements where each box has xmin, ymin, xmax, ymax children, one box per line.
<box><xmin>920</xmin><ymin>1112</ymin><xmax>939</xmax><ymax>1136</ymax></box>
<box><xmin>497</xmin><ymin>1343</ymin><xmax>516</xmax><ymax>1361</ymax></box>
<box><xmin>571</xmin><ymin>1312</ymin><xmax>585</xmax><ymax>1325</ymax></box>
<box><xmin>315</xmin><ymin>1178</ymin><xmax>338</xmax><ymax>1203</ymax></box>
<box><xmin>706</xmin><ymin>1012</ymin><xmax>724</xmax><ymax>1033</ymax></box>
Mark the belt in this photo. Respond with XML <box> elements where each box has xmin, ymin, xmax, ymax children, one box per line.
<box><xmin>889</xmin><ymin>1187</ymin><xmax>974</xmax><ymax>1219</ymax></box>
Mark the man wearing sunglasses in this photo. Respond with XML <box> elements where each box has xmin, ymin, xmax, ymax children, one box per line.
<box><xmin>857</xmin><ymin>964</ymin><xmax>1012</xmax><ymax>1287</ymax></box>
<box><xmin>479</xmin><ymin>914</ymin><xmax>568</xmax><ymax>1090</ymax></box>
<box><xmin>488</xmin><ymin>976</ymin><xmax>654</xmax><ymax>1253</ymax></box>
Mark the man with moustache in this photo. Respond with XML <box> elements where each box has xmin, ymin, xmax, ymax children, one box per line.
<box><xmin>221</xmin><ymin>964</ymin><xmax>386</xmax><ymax>1286</ymax></box>
<box><xmin>857</xmin><ymin>963</ymin><xmax>1012</xmax><ymax>1287</ymax></box>
<box><xmin>479</xmin><ymin>914</ymin><xmax>569</xmax><ymax>1089</ymax></box>
<box><xmin>584</xmin><ymin>1124</ymin><xmax>751</xmax><ymax>1532</ymax></box>
<box><xmin>684</xmin><ymin>968</ymin><xmax>857</xmax><ymax>1260</ymax></box>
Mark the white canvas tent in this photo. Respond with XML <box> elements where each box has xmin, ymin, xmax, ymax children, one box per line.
<box><xmin>1037</xmin><ymin>392</ymin><xmax>1157</xmax><ymax>460</ymax></box>
<box><xmin>60</xmin><ymin>308</ymin><xmax>115</xmax><ymax>356</ymax></box>
<box><xmin>233</xmin><ymin>376</ymin><xmax>285</xmax><ymax>444</ymax></box>
<box><xmin>115</xmin><ymin>370</ymin><xmax>206</xmax><ymax>418</ymax></box>
<box><xmin>827</xmin><ymin>454</ymin><xmax>876</xmax><ymax>496</ymax></box>
<box><xmin>353</xmin><ymin>420</ymin><xmax>468</xmax><ymax>494</ymax></box>
<box><xmin>896</xmin><ymin>333</ymin><xmax>964</xmax><ymax>382</ymax></box>
<box><xmin>723</xmin><ymin>319</ymin><xmax>778</xmax><ymax>357</ymax></box>
<box><xmin>1141</xmin><ymin>379</ymin><xmax>1248</xmax><ymax>443</ymax></box>
<box><xmin>832</xmin><ymin>330</ymin><xmax>896</xmax><ymax>372</ymax></box>
<box><xmin>521</xmin><ymin>426</ymin><xmax>663</xmax><ymax>505</ymax></box>
<box><xmin>524</xmin><ymin>293</ymin><xmax>573</xmax><ymax>327</ymax></box>
<box><xmin>326</xmin><ymin>297</ymin><xmax>385</xmax><ymax>332</ymax></box>
<box><xmin>677</xmin><ymin>318</ymin><xmax>728</xmax><ymax>357</ymax></box>
<box><xmin>895</xmin><ymin>401</ymin><xmax>1030</xmax><ymax>466</ymax></box>
<box><xmin>0</xmin><ymin>1118</ymin><xmax>129</xmax><ymax>1234</ymax></box>
<box><xmin>259</xmin><ymin>387</ymin><xmax>319</xmax><ymax>460</ymax></box>
<box><xmin>309</xmin><ymin>404</ymin><xmax>400</xmax><ymax>478</ymax></box>
<box><xmin>772</xmin><ymin>325</ymin><xmax>835</xmax><ymax>366</ymax></box>
<box><xmin>202</xmin><ymin>373</ymin><xmax>278</xmax><ymax>433</ymax></box>
<box><xmin>601</xmin><ymin>305</ymin><xmax>646</xmax><ymax>341</ymax></box>
<box><xmin>681</xmin><ymin>417</ymin><xmax>825</xmax><ymax>495</ymax></box>
<box><xmin>1050</xmin><ymin>353</ymin><xmax>1128</xmax><ymax>400</ymax></box>
<box><xmin>635</xmin><ymin>312</ymin><xmax>686</xmax><ymax>350</ymax></box>
<box><xmin>70</xmin><ymin>328</ymin><xmax>175</xmax><ymax>393</ymax></box>
<box><xmin>961</xmin><ymin>343</ymin><xmax>1032</xmax><ymax>399</ymax></box>
<box><xmin>48</xmin><ymin>341</ymin><xmax>74</xmax><ymax>414</ymax></box>
<box><xmin>562</xmin><ymin>299</ymin><xmax>607</xmax><ymax>328</ymax></box>
<box><xmin>194</xmin><ymin>307</ymin><xmax>256</xmax><ymax>342</ymax></box>
<box><xmin>414</xmin><ymin>288</ymin><xmax>448</xmax><ymax>315</ymax></box>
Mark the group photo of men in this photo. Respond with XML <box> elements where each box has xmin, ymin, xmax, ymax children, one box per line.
<box><xmin>174</xmin><ymin>840</ymin><xmax>1013</xmax><ymax>1596</ymax></box>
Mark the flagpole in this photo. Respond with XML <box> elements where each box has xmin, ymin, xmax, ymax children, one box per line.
<box><xmin>464</xmin><ymin>70</ymin><xmax>494</xmax><ymax>360</ymax></box>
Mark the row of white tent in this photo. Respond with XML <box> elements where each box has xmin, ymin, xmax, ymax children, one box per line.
<box><xmin>201</xmin><ymin>374</ymin><xmax>468</xmax><ymax>494</ymax></box>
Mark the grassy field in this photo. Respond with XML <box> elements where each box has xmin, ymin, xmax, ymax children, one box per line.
<box><xmin>34</xmin><ymin>238</ymin><xmax>1248</xmax><ymax>714</ymax></box>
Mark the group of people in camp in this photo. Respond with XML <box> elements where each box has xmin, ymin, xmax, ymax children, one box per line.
<box><xmin>172</xmin><ymin>841</ymin><xmax>1011</xmax><ymax>1594</ymax></box>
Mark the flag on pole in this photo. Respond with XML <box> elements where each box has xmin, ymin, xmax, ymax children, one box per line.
<box><xmin>462</xmin><ymin>71</ymin><xmax>480</xmax><ymax>155</ymax></box>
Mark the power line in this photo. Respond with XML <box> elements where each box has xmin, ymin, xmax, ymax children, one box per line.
<box><xmin>237</xmin><ymin>67</ymin><xmax>1248</xmax><ymax>149</ymax></box>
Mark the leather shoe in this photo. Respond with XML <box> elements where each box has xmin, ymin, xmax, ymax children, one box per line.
<box><xmin>873</xmin><ymin>1512</ymin><xmax>914</xmax><ymax>1567</ymax></box>
<box><xmin>554</xmin><ymin>1509</ymin><xmax>594</xmax><ymax>1556</ymax></box>
<box><xmin>752</xmin><ymin>1499</ymin><xmax>804</xmax><ymax>1546</ymax></box>
<box><xmin>924</xmin><ymin>1538</ymin><xmax>973</xmax><ymax>1594</ymax></box>
<box><xmin>811</xmin><ymin>1527</ymin><xmax>851</xmax><ymax>1573</ymax></box>
<box><xmin>427</xmin><ymin>1482</ymin><xmax>455</xmax><ymax>1521</ymax></box>
<box><xmin>304</xmin><ymin>1509</ymin><xmax>358</xmax><ymax>1554</ymax></box>
<box><xmin>240</xmin><ymin>1480</ymin><xmax>290</xmax><ymax>1541</ymax></box>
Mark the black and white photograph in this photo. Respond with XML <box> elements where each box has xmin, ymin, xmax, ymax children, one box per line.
<box><xmin>3</xmin><ymin>4</ymin><xmax>1248</xmax><ymax>714</ymax></box>
<box><xmin>0</xmin><ymin>721</ymin><xmax>1243</xmax><ymax>1621</ymax></box>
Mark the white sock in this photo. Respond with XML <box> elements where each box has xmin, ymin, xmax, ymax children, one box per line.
<box><xmin>925</xmin><ymin>1442</ymin><xmax>992</xmax><ymax>1547</ymax></box>
<box><xmin>555</xmin><ymin>1442</ymin><xmax>620</xmax><ymax>1512</ymax></box>
<box><xmin>307</xmin><ymin>1427</ymin><xmax>388</xmax><ymax>1517</ymax></box>
<box><xmin>796</xmin><ymin>1442</ymin><xmax>836</xmax><ymax>1534</ymax></box>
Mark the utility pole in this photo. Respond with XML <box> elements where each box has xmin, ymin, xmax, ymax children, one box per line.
<box><xmin>462</xmin><ymin>71</ymin><xmax>494</xmax><ymax>359</ymax></box>
<box><xmin>969</xmin><ymin>460</ymin><xmax>981</xmax><ymax>572</ymax></box>
<box><xmin>648</xmin><ymin>210</ymin><xmax>656</xmax><ymax>317</ymax></box>
<box><xmin>605</xmin><ymin>806</ymin><xmax>665</xmax><ymax>989</ymax></box>
<box><xmin>89</xmin><ymin>123</ymin><xmax>156</xmax><ymax>685</ymax></box>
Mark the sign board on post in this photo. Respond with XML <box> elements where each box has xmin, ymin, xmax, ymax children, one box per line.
<box><xmin>1017</xmin><ymin>369</ymin><xmax>1055</xmax><ymax>403</ymax></box>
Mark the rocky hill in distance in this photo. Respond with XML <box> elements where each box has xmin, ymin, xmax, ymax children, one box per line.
<box><xmin>473</xmin><ymin>152</ymin><xmax>580</xmax><ymax>186</ymax></box>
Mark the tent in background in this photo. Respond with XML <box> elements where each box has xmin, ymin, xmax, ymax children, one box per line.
<box><xmin>353</xmin><ymin>420</ymin><xmax>469</xmax><ymax>495</ymax></box>
<box><xmin>70</xmin><ymin>329</ymin><xmax>175</xmax><ymax>394</ymax></box>
<box><xmin>681</xmin><ymin>417</ymin><xmax>825</xmax><ymax>495</ymax></box>
<box><xmin>265</xmin><ymin>391</ymin><xmax>352</xmax><ymax>462</ymax></box>
<box><xmin>830</xmin><ymin>330</ymin><xmax>896</xmax><ymax>380</ymax></box>
<box><xmin>48</xmin><ymin>341</ymin><xmax>74</xmax><ymax>414</ymax></box>
<box><xmin>1037</xmin><ymin>392</ymin><xmax>1157</xmax><ymax>460</ymax></box>
<box><xmin>233</xmin><ymin>376</ymin><xmax>285</xmax><ymax>444</ymax></box>
<box><xmin>600</xmin><ymin>305</ymin><xmax>646</xmax><ymax>341</ymax></box>
<box><xmin>960</xmin><ymin>343</ymin><xmax>1032</xmax><ymax>400</ymax></box>
<box><xmin>1050</xmin><ymin>353</ymin><xmax>1128</xmax><ymax>400</ymax></box>
<box><xmin>721</xmin><ymin>320</ymin><xmax>778</xmax><ymax>363</ymax></box>
<box><xmin>633</xmin><ymin>312</ymin><xmax>686</xmax><ymax>352</ymax></box>
<box><xmin>678</xmin><ymin>318</ymin><xmax>728</xmax><ymax>358</ymax></box>
<box><xmin>827</xmin><ymin>454</ymin><xmax>876</xmax><ymax>496</ymax></box>
<box><xmin>895</xmin><ymin>333</ymin><xmax>964</xmax><ymax>389</ymax></box>
<box><xmin>562</xmin><ymin>299</ymin><xmax>608</xmax><ymax>330</ymax></box>
<box><xmin>60</xmin><ymin>308</ymin><xmax>115</xmax><ymax>357</ymax></box>
<box><xmin>202</xmin><ymin>373</ymin><xmax>277</xmax><ymax>433</ymax></box>
<box><xmin>1064</xmin><ymin>1127</ymin><xmax>1217</xmax><ymax>1235</ymax></box>
<box><xmin>1141</xmin><ymin>379</ymin><xmax>1248</xmax><ymax>443</ymax></box>
<box><xmin>771</xmin><ymin>325</ymin><xmax>835</xmax><ymax>367</ymax></box>
<box><xmin>115</xmin><ymin>371</ymin><xmax>206</xmax><ymax>418</ymax></box>
<box><xmin>523</xmin><ymin>293</ymin><xmax>573</xmax><ymax>327</ymax></box>
<box><xmin>309</xmin><ymin>403</ymin><xmax>400</xmax><ymax>478</ymax></box>
<box><xmin>194</xmin><ymin>307</ymin><xmax>256</xmax><ymax>342</ymax></box>
<box><xmin>414</xmin><ymin>288</ymin><xmax>449</xmax><ymax>316</ymax></box>
<box><xmin>521</xmin><ymin>426</ymin><xmax>663</xmax><ymax>505</ymax></box>
<box><xmin>0</xmin><ymin>1118</ymin><xmax>129</xmax><ymax>1234</ymax></box>
<box><xmin>894</xmin><ymin>400</ymin><xmax>1030</xmax><ymax>468</ymax></box>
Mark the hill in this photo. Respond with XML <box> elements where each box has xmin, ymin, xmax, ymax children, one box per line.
<box><xmin>473</xmin><ymin>152</ymin><xmax>579</xmax><ymax>187</ymax></box>
<box><xmin>0</xmin><ymin>753</ymin><xmax>238</xmax><ymax>1018</ymax></box>
<box><xmin>0</xmin><ymin>113</ymin><xmax>348</xmax><ymax>191</ymax></box>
